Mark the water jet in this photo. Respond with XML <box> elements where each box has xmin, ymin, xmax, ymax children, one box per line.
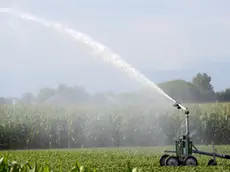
<box><xmin>0</xmin><ymin>8</ymin><xmax>178</xmax><ymax>105</ymax></box>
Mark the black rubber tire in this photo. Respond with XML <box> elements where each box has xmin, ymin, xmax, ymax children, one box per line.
<box><xmin>159</xmin><ymin>154</ymin><xmax>169</xmax><ymax>166</ymax></box>
<box><xmin>183</xmin><ymin>156</ymin><xmax>198</xmax><ymax>166</ymax></box>
<box><xmin>208</xmin><ymin>159</ymin><xmax>217</xmax><ymax>166</ymax></box>
<box><xmin>166</xmin><ymin>156</ymin><xmax>180</xmax><ymax>166</ymax></box>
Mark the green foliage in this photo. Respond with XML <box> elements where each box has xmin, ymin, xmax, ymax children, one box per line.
<box><xmin>192</xmin><ymin>73</ymin><xmax>216</xmax><ymax>102</ymax></box>
<box><xmin>158</xmin><ymin>79</ymin><xmax>200</xmax><ymax>102</ymax></box>
<box><xmin>0</xmin><ymin>153</ymin><xmax>143</xmax><ymax>172</ymax></box>
<box><xmin>216</xmin><ymin>89</ymin><xmax>230</xmax><ymax>102</ymax></box>
<box><xmin>192</xmin><ymin>73</ymin><xmax>214</xmax><ymax>92</ymax></box>
<box><xmin>0</xmin><ymin>156</ymin><xmax>93</xmax><ymax>172</ymax></box>
<box><xmin>1</xmin><ymin>146</ymin><xmax>230</xmax><ymax>171</ymax></box>
<box><xmin>0</xmin><ymin>103</ymin><xmax>230</xmax><ymax>149</ymax></box>
<box><xmin>158</xmin><ymin>72</ymin><xmax>218</xmax><ymax>103</ymax></box>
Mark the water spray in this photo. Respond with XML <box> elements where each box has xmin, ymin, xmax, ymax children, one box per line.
<box><xmin>0</xmin><ymin>8</ymin><xmax>179</xmax><ymax>105</ymax></box>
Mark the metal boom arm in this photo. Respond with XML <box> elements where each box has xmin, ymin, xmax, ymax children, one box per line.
<box><xmin>173</xmin><ymin>101</ymin><xmax>189</xmax><ymax>115</ymax></box>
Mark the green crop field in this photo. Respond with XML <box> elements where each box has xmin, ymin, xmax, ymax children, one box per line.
<box><xmin>1</xmin><ymin>102</ymin><xmax>230</xmax><ymax>171</ymax></box>
<box><xmin>1</xmin><ymin>146</ymin><xmax>230</xmax><ymax>171</ymax></box>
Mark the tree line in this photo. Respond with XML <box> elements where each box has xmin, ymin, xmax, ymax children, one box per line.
<box><xmin>0</xmin><ymin>72</ymin><xmax>229</xmax><ymax>105</ymax></box>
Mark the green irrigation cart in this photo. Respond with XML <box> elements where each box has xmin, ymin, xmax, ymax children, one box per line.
<box><xmin>160</xmin><ymin>101</ymin><xmax>230</xmax><ymax>166</ymax></box>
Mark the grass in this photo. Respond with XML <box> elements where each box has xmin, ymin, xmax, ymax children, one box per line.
<box><xmin>1</xmin><ymin>146</ymin><xmax>230</xmax><ymax>171</ymax></box>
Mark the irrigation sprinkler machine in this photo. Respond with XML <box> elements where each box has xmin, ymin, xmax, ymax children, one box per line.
<box><xmin>160</xmin><ymin>101</ymin><xmax>230</xmax><ymax>166</ymax></box>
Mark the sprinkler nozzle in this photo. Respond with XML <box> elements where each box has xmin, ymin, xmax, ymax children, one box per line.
<box><xmin>173</xmin><ymin>101</ymin><xmax>189</xmax><ymax>114</ymax></box>
<box><xmin>173</xmin><ymin>102</ymin><xmax>181</xmax><ymax>109</ymax></box>
<box><xmin>185</xmin><ymin>109</ymin><xmax>189</xmax><ymax>115</ymax></box>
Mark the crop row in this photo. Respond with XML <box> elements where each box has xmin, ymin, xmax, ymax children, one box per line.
<box><xmin>0</xmin><ymin>156</ymin><xmax>140</xmax><ymax>172</ymax></box>
<box><xmin>0</xmin><ymin>103</ymin><xmax>230</xmax><ymax>149</ymax></box>
<box><xmin>2</xmin><ymin>146</ymin><xmax>230</xmax><ymax>172</ymax></box>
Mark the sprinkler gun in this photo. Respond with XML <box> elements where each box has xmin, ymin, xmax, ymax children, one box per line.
<box><xmin>173</xmin><ymin>101</ymin><xmax>189</xmax><ymax>114</ymax></box>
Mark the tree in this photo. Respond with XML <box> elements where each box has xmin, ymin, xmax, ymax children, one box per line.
<box><xmin>216</xmin><ymin>88</ymin><xmax>230</xmax><ymax>102</ymax></box>
<box><xmin>192</xmin><ymin>73</ymin><xmax>213</xmax><ymax>92</ymax></box>
<box><xmin>36</xmin><ymin>87</ymin><xmax>56</xmax><ymax>103</ymax></box>
<box><xmin>192</xmin><ymin>73</ymin><xmax>216</xmax><ymax>102</ymax></box>
<box><xmin>43</xmin><ymin>84</ymin><xmax>91</xmax><ymax>105</ymax></box>
<box><xmin>0</xmin><ymin>97</ymin><xmax>7</xmax><ymax>104</ymax></box>
<box><xmin>158</xmin><ymin>79</ymin><xmax>200</xmax><ymax>103</ymax></box>
<box><xmin>21</xmin><ymin>92</ymin><xmax>35</xmax><ymax>104</ymax></box>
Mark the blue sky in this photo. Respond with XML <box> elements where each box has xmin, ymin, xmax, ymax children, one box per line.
<box><xmin>0</xmin><ymin>0</ymin><xmax>230</xmax><ymax>97</ymax></box>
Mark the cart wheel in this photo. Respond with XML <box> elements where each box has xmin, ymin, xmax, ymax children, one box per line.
<box><xmin>208</xmin><ymin>159</ymin><xmax>217</xmax><ymax>166</ymax></box>
<box><xmin>159</xmin><ymin>154</ymin><xmax>169</xmax><ymax>166</ymax></box>
<box><xmin>166</xmin><ymin>156</ymin><xmax>180</xmax><ymax>166</ymax></box>
<box><xmin>183</xmin><ymin>156</ymin><xmax>198</xmax><ymax>166</ymax></box>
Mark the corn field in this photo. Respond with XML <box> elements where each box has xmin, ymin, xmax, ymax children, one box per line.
<box><xmin>0</xmin><ymin>156</ymin><xmax>140</xmax><ymax>172</ymax></box>
<box><xmin>1</xmin><ymin>146</ymin><xmax>230</xmax><ymax>172</ymax></box>
<box><xmin>0</xmin><ymin>102</ymin><xmax>230</xmax><ymax>150</ymax></box>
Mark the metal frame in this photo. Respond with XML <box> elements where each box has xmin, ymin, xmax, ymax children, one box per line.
<box><xmin>161</xmin><ymin>101</ymin><xmax>230</xmax><ymax>166</ymax></box>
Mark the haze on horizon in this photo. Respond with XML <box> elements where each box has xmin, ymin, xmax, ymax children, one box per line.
<box><xmin>0</xmin><ymin>0</ymin><xmax>230</xmax><ymax>97</ymax></box>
